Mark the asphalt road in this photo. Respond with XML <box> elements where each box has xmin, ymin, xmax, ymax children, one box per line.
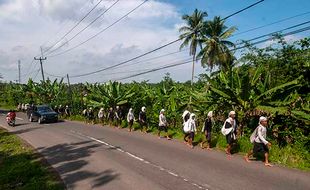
<box><xmin>0</xmin><ymin>111</ymin><xmax>309</xmax><ymax>190</ymax></box>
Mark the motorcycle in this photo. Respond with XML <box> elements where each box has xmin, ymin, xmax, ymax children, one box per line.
<box><xmin>6</xmin><ymin>112</ymin><xmax>16</xmax><ymax>127</ymax></box>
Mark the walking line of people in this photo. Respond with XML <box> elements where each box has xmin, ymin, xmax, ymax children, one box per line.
<box><xmin>75</xmin><ymin>105</ymin><xmax>273</xmax><ymax>167</ymax></box>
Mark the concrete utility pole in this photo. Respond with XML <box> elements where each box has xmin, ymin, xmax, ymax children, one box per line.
<box><xmin>18</xmin><ymin>60</ymin><xmax>21</xmax><ymax>84</ymax></box>
<box><xmin>66</xmin><ymin>74</ymin><xmax>73</xmax><ymax>111</ymax></box>
<box><xmin>34</xmin><ymin>47</ymin><xmax>47</xmax><ymax>82</ymax></box>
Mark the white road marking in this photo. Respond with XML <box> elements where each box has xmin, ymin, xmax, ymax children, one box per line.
<box><xmin>69</xmin><ymin>129</ymin><xmax>209</xmax><ymax>190</ymax></box>
<box><xmin>167</xmin><ymin>171</ymin><xmax>178</xmax><ymax>177</ymax></box>
<box><xmin>126</xmin><ymin>152</ymin><xmax>144</xmax><ymax>161</ymax></box>
<box><xmin>16</xmin><ymin>117</ymin><xmax>23</xmax><ymax>121</ymax></box>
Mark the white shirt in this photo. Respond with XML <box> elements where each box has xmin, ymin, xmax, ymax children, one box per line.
<box><xmin>255</xmin><ymin>124</ymin><xmax>269</xmax><ymax>145</ymax></box>
<box><xmin>98</xmin><ymin>110</ymin><xmax>104</xmax><ymax>118</ymax></box>
<box><xmin>189</xmin><ymin>119</ymin><xmax>197</xmax><ymax>132</ymax></box>
<box><xmin>159</xmin><ymin>113</ymin><xmax>167</xmax><ymax>126</ymax></box>
<box><xmin>127</xmin><ymin>112</ymin><xmax>135</xmax><ymax>122</ymax></box>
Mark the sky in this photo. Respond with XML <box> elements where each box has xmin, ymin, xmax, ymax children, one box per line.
<box><xmin>0</xmin><ymin>0</ymin><xmax>309</xmax><ymax>84</ymax></box>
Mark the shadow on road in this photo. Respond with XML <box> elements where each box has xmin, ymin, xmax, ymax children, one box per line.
<box><xmin>14</xmin><ymin>123</ymin><xmax>29</xmax><ymax>127</ymax></box>
<box><xmin>37</xmin><ymin>141</ymin><xmax>119</xmax><ymax>189</ymax></box>
<box><xmin>9</xmin><ymin>127</ymin><xmax>41</xmax><ymax>135</ymax></box>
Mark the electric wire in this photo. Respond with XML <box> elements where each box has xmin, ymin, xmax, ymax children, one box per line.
<box><xmin>110</xmin><ymin>26</ymin><xmax>310</xmax><ymax>82</ymax></box>
<box><xmin>233</xmin><ymin>10</ymin><xmax>310</xmax><ymax>36</ymax></box>
<box><xmin>72</xmin><ymin>20</ymin><xmax>310</xmax><ymax>78</ymax></box>
<box><xmin>48</xmin><ymin>0</ymin><xmax>264</xmax><ymax>77</ymax></box>
<box><xmin>47</xmin><ymin>0</ymin><xmax>149</xmax><ymax>57</ymax></box>
<box><xmin>41</xmin><ymin>0</ymin><xmax>93</xmax><ymax>48</ymax></box>
<box><xmin>46</xmin><ymin>0</ymin><xmax>120</xmax><ymax>55</ymax></box>
<box><xmin>43</xmin><ymin>0</ymin><xmax>105</xmax><ymax>54</ymax></box>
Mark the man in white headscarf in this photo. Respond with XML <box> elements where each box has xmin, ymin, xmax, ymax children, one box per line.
<box><xmin>245</xmin><ymin>116</ymin><xmax>272</xmax><ymax>167</ymax></box>
<box><xmin>201</xmin><ymin>111</ymin><xmax>213</xmax><ymax>150</ymax></box>
<box><xmin>187</xmin><ymin>113</ymin><xmax>197</xmax><ymax>149</ymax></box>
<box><xmin>158</xmin><ymin>109</ymin><xmax>171</xmax><ymax>139</ymax></box>
<box><xmin>221</xmin><ymin>111</ymin><xmax>237</xmax><ymax>155</ymax></box>
<box><xmin>127</xmin><ymin>108</ymin><xmax>135</xmax><ymax>132</ymax></box>
<box><xmin>98</xmin><ymin>108</ymin><xmax>105</xmax><ymax>124</ymax></box>
<box><xmin>139</xmin><ymin>106</ymin><xmax>147</xmax><ymax>133</ymax></box>
<box><xmin>182</xmin><ymin>110</ymin><xmax>191</xmax><ymax>144</ymax></box>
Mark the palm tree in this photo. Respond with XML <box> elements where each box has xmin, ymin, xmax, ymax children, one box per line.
<box><xmin>179</xmin><ymin>9</ymin><xmax>208</xmax><ymax>86</ymax></box>
<box><xmin>198</xmin><ymin>16</ymin><xmax>236</xmax><ymax>71</ymax></box>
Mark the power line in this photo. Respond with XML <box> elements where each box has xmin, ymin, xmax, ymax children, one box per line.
<box><xmin>73</xmin><ymin>20</ymin><xmax>309</xmax><ymax>78</ymax></box>
<box><xmin>43</xmin><ymin>0</ymin><xmax>105</xmax><ymax>54</ymax></box>
<box><xmin>49</xmin><ymin>0</ymin><xmax>264</xmax><ymax>77</ymax></box>
<box><xmin>222</xmin><ymin>0</ymin><xmax>264</xmax><ymax>20</ymax></box>
<box><xmin>121</xmin><ymin>49</ymin><xmax>190</xmax><ymax>69</ymax></box>
<box><xmin>32</xmin><ymin>69</ymin><xmax>41</xmax><ymax>81</ymax></box>
<box><xmin>233</xmin><ymin>11</ymin><xmax>310</xmax><ymax>36</ymax></box>
<box><xmin>46</xmin><ymin>0</ymin><xmax>120</xmax><ymax>56</ymax></box>
<box><xmin>44</xmin><ymin>71</ymin><xmax>66</xmax><ymax>78</ymax></box>
<box><xmin>41</xmin><ymin>0</ymin><xmax>93</xmax><ymax>48</ymax></box>
<box><xmin>236</xmin><ymin>20</ymin><xmax>310</xmax><ymax>45</ymax></box>
<box><xmin>101</xmin><ymin>57</ymin><xmax>192</xmax><ymax>79</ymax></box>
<box><xmin>47</xmin><ymin>0</ymin><xmax>149</xmax><ymax>58</ymax></box>
<box><xmin>111</xmin><ymin>26</ymin><xmax>310</xmax><ymax>82</ymax></box>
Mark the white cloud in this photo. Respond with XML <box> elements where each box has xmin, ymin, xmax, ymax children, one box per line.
<box><xmin>0</xmin><ymin>0</ymin><xmax>203</xmax><ymax>84</ymax></box>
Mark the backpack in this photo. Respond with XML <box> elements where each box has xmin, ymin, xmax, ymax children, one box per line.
<box><xmin>250</xmin><ymin>126</ymin><xmax>259</xmax><ymax>143</ymax></box>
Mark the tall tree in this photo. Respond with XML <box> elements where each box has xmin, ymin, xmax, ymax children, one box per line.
<box><xmin>179</xmin><ymin>9</ymin><xmax>208</xmax><ymax>86</ymax></box>
<box><xmin>198</xmin><ymin>16</ymin><xmax>236</xmax><ymax>71</ymax></box>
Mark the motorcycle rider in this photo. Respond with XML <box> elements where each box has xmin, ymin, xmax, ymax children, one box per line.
<box><xmin>6</xmin><ymin>110</ymin><xmax>16</xmax><ymax>126</ymax></box>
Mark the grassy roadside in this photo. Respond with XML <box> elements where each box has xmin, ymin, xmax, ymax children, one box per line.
<box><xmin>66</xmin><ymin>115</ymin><xmax>310</xmax><ymax>171</ymax></box>
<box><xmin>0</xmin><ymin>128</ymin><xmax>65</xmax><ymax>190</ymax></box>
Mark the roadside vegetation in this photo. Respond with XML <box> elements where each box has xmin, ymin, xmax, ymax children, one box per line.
<box><xmin>0</xmin><ymin>128</ymin><xmax>65</xmax><ymax>189</ymax></box>
<box><xmin>0</xmin><ymin>9</ymin><xmax>309</xmax><ymax>170</ymax></box>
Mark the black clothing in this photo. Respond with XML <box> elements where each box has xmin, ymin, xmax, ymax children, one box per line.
<box><xmin>204</xmin><ymin>118</ymin><xmax>212</xmax><ymax>133</ymax></box>
<box><xmin>189</xmin><ymin>132</ymin><xmax>195</xmax><ymax>140</ymax></box>
<box><xmin>253</xmin><ymin>142</ymin><xmax>269</xmax><ymax>154</ymax></box>
<box><xmin>158</xmin><ymin>125</ymin><xmax>168</xmax><ymax>132</ymax></box>
<box><xmin>139</xmin><ymin>111</ymin><xmax>147</xmax><ymax>123</ymax></box>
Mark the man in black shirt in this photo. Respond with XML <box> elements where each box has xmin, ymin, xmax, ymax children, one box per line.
<box><xmin>139</xmin><ymin>106</ymin><xmax>147</xmax><ymax>133</ymax></box>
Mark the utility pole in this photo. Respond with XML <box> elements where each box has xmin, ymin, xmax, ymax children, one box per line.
<box><xmin>18</xmin><ymin>60</ymin><xmax>21</xmax><ymax>84</ymax></box>
<box><xmin>34</xmin><ymin>47</ymin><xmax>46</xmax><ymax>82</ymax></box>
<box><xmin>66</xmin><ymin>74</ymin><xmax>73</xmax><ymax>111</ymax></box>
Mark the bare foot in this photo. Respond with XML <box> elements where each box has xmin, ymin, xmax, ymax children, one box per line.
<box><xmin>244</xmin><ymin>156</ymin><xmax>251</xmax><ymax>162</ymax></box>
<box><xmin>167</xmin><ymin>137</ymin><xmax>171</xmax><ymax>140</ymax></box>
<box><xmin>265</xmin><ymin>163</ymin><xmax>273</xmax><ymax>167</ymax></box>
<box><xmin>207</xmin><ymin>147</ymin><xmax>212</xmax><ymax>150</ymax></box>
<box><xmin>200</xmin><ymin>143</ymin><xmax>204</xmax><ymax>149</ymax></box>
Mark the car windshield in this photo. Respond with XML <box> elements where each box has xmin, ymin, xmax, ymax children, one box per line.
<box><xmin>37</xmin><ymin>107</ymin><xmax>53</xmax><ymax>113</ymax></box>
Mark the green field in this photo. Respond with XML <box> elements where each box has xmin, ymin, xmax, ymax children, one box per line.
<box><xmin>0</xmin><ymin>128</ymin><xmax>65</xmax><ymax>190</ymax></box>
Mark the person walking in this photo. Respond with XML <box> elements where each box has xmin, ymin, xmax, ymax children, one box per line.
<box><xmin>107</xmin><ymin>107</ymin><xmax>114</xmax><ymax>126</ymax></box>
<box><xmin>98</xmin><ymin>108</ymin><xmax>105</xmax><ymax>124</ymax></box>
<box><xmin>245</xmin><ymin>116</ymin><xmax>273</xmax><ymax>167</ymax></box>
<box><xmin>182</xmin><ymin>110</ymin><xmax>191</xmax><ymax>144</ymax></box>
<box><xmin>87</xmin><ymin>107</ymin><xmax>94</xmax><ymax>124</ymax></box>
<box><xmin>65</xmin><ymin>105</ymin><xmax>71</xmax><ymax>118</ymax></box>
<box><xmin>158</xmin><ymin>109</ymin><xmax>171</xmax><ymax>140</ymax></box>
<box><xmin>139</xmin><ymin>106</ymin><xmax>147</xmax><ymax>133</ymax></box>
<box><xmin>200</xmin><ymin>111</ymin><xmax>213</xmax><ymax>150</ymax></box>
<box><xmin>188</xmin><ymin>113</ymin><xmax>197</xmax><ymax>148</ymax></box>
<box><xmin>221</xmin><ymin>111</ymin><xmax>237</xmax><ymax>155</ymax></box>
<box><xmin>115</xmin><ymin>106</ymin><xmax>123</xmax><ymax>129</ymax></box>
<box><xmin>82</xmin><ymin>108</ymin><xmax>88</xmax><ymax>123</ymax></box>
<box><xmin>127</xmin><ymin>108</ymin><xmax>135</xmax><ymax>132</ymax></box>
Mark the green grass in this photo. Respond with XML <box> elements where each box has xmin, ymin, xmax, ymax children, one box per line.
<box><xmin>0</xmin><ymin>128</ymin><xmax>65</xmax><ymax>190</ymax></box>
<box><xmin>0</xmin><ymin>103</ymin><xmax>16</xmax><ymax>110</ymax></box>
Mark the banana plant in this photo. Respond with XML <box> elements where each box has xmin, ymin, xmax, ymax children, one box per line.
<box><xmin>85</xmin><ymin>81</ymin><xmax>135</xmax><ymax>109</ymax></box>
